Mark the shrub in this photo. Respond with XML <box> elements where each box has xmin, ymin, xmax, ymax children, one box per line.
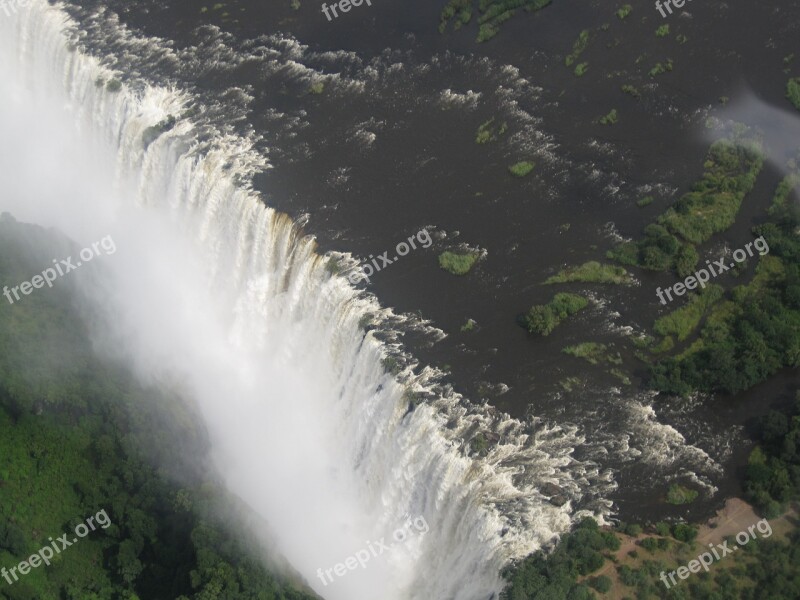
<box><xmin>438</xmin><ymin>251</ymin><xmax>479</xmax><ymax>275</ymax></box>
<box><xmin>574</xmin><ymin>62</ymin><xmax>589</xmax><ymax>77</ymax></box>
<box><xmin>787</xmin><ymin>78</ymin><xmax>800</xmax><ymax>111</ymax></box>
<box><xmin>672</xmin><ymin>523</ymin><xmax>698</xmax><ymax>543</ymax></box>
<box><xmin>565</xmin><ymin>30</ymin><xmax>591</xmax><ymax>66</ymax></box>
<box><xmin>666</xmin><ymin>483</ymin><xmax>699</xmax><ymax>505</ymax></box>
<box><xmin>655</xmin><ymin>24</ymin><xmax>670</xmax><ymax>37</ymax></box>
<box><xmin>640</xmin><ymin>537</ymin><xmax>659</xmax><ymax>553</ymax></box>
<box><xmin>655</xmin><ymin>521</ymin><xmax>671</xmax><ymax>537</ymax></box>
<box><xmin>508</xmin><ymin>161</ymin><xmax>535</xmax><ymax>177</ymax></box>
<box><xmin>637</xmin><ymin>196</ymin><xmax>654</xmax><ymax>207</ymax></box>
<box><xmin>545</xmin><ymin>261</ymin><xmax>632</xmax><ymax>285</ymax></box>
<box><xmin>616</xmin><ymin>4</ymin><xmax>632</xmax><ymax>19</ymax></box>
<box><xmin>589</xmin><ymin>575</ymin><xmax>612</xmax><ymax>593</ymax></box>
<box><xmin>622</xmin><ymin>84</ymin><xmax>641</xmax><ymax>99</ymax></box>
<box><xmin>525</xmin><ymin>293</ymin><xmax>589</xmax><ymax>335</ymax></box>
<box><xmin>599</xmin><ymin>109</ymin><xmax>618</xmax><ymax>125</ymax></box>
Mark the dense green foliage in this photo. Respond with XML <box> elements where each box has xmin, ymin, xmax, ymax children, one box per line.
<box><xmin>665</xmin><ymin>484</ymin><xmax>698</xmax><ymax>505</ymax></box>
<box><xmin>653</xmin><ymin>284</ymin><xmax>723</xmax><ymax>342</ymax></box>
<box><xmin>508</xmin><ymin>161</ymin><xmax>535</xmax><ymax>177</ymax></box>
<box><xmin>438</xmin><ymin>0</ymin><xmax>553</xmax><ymax>41</ymax></box>
<box><xmin>610</xmin><ymin>140</ymin><xmax>764</xmax><ymax>274</ymax></box>
<box><xmin>616</xmin><ymin>4</ymin><xmax>632</xmax><ymax>19</ymax></box>
<box><xmin>787</xmin><ymin>78</ymin><xmax>800</xmax><ymax>111</ymax></box>
<box><xmin>0</xmin><ymin>218</ymin><xmax>316</xmax><ymax>600</ymax></box>
<box><xmin>565</xmin><ymin>30</ymin><xmax>590</xmax><ymax>67</ymax></box>
<box><xmin>599</xmin><ymin>109</ymin><xmax>618</xmax><ymax>125</ymax></box>
<box><xmin>438</xmin><ymin>250</ymin><xmax>480</xmax><ymax>275</ymax></box>
<box><xmin>648</xmin><ymin>196</ymin><xmax>800</xmax><ymax>396</ymax></box>
<box><xmin>500</xmin><ymin>518</ymin><xmax>619</xmax><ymax>599</ymax></box>
<box><xmin>545</xmin><ymin>261</ymin><xmax>632</xmax><ymax>285</ymax></box>
<box><xmin>524</xmin><ymin>293</ymin><xmax>588</xmax><ymax>335</ymax></box>
<box><xmin>744</xmin><ymin>392</ymin><xmax>800</xmax><ymax>518</ymax></box>
<box><xmin>562</xmin><ymin>342</ymin><xmax>621</xmax><ymax>365</ymax></box>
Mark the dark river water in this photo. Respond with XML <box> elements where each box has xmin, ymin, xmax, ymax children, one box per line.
<box><xmin>60</xmin><ymin>0</ymin><xmax>799</xmax><ymax>524</ymax></box>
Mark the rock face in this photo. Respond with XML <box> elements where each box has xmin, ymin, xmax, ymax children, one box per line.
<box><xmin>540</xmin><ymin>483</ymin><xmax>568</xmax><ymax>506</ymax></box>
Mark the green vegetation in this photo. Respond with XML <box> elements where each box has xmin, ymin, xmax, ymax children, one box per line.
<box><xmin>636</xmin><ymin>195</ymin><xmax>654</xmax><ymax>207</ymax></box>
<box><xmin>649</xmin><ymin>58</ymin><xmax>674</xmax><ymax>77</ymax></box>
<box><xmin>439</xmin><ymin>0</ymin><xmax>472</xmax><ymax>32</ymax></box>
<box><xmin>475</xmin><ymin>118</ymin><xmax>507</xmax><ymax>143</ymax></box>
<box><xmin>769</xmin><ymin>170</ymin><xmax>800</xmax><ymax>215</ymax></box>
<box><xmin>500</xmin><ymin>518</ymin><xmax>620</xmax><ymax>599</ymax></box>
<box><xmin>508</xmin><ymin>161</ymin><xmax>535</xmax><ymax>177</ymax></box>
<box><xmin>565</xmin><ymin>30</ymin><xmax>590</xmax><ymax>67</ymax></box>
<box><xmin>0</xmin><ymin>217</ymin><xmax>316</xmax><ymax>600</ymax></box>
<box><xmin>438</xmin><ymin>250</ymin><xmax>480</xmax><ymax>275</ymax></box>
<box><xmin>573</xmin><ymin>62</ymin><xmax>589</xmax><ymax>77</ymax></box>
<box><xmin>653</xmin><ymin>284</ymin><xmax>724</xmax><ymax>342</ymax></box>
<box><xmin>308</xmin><ymin>81</ymin><xmax>324</xmax><ymax>95</ymax></box>
<box><xmin>745</xmin><ymin>392</ymin><xmax>800</xmax><ymax>518</ymax></box>
<box><xmin>461</xmin><ymin>318</ymin><xmax>477</xmax><ymax>332</ymax></box>
<box><xmin>666</xmin><ymin>483</ymin><xmax>699</xmax><ymax>505</ymax></box>
<box><xmin>648</xmin><ymin>196</ymin><xmax>799</xmax><ymax>395</ymax></box>
<box><xmin>616</xmin><ymin>4</ymin><xmax>632</xmax><ymax>19</ymax></box>
<box><xmin>524</xmin><ymin>293</ymin><xmax>589</xmax><ymax>336</ymax></box>
<box><xmin>439</xmin><ymin>0</ymin><xmax>554</xmax><ymax>42</ymax></box>
<box><xmin>788</xmin><ymin>77</ymin><xmax>800</xmax><ymax>111</ymax></box>
<box><xmin>621</xmin><ymin>84</ymin><xmax>641</xmax><ymax>99</ymax></box>
<box><xmin>545</xmin><ymin>261</ymin><xmax>633</xmax><ymax>285</ymax></box>
<box><xmin>609</xmin><ymin>139</ymin><xmax>764</xmax><ymax>274</ymax></box>
<box><xmin>599</xmin><ymin>108</ymin><xmax>618</xmax><ymax>125</ymax></box>
<box><xmin>500</xmin><ymin>510</ymin><xmax>800</xmax><ymax>600</ymax></box>
<box><xmin>676</xmin><ymin>33</ymin><xmax>688</xmax><ymax>44</ymax></box>
<box><xmin>562</xmin><ymin>342</ymin><xmax>622</xmax><ymax>365</ymax></box>
<box><xmin>655</xmin><ymin>24</ymin><xmax>670</xmax><ymax>37</ymax></box>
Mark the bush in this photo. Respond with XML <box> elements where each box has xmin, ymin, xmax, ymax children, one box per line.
<box><xmin>588</xmin><ymin>575</ymin><xmax>612</xmax><ymax>592</ymax></box>
<box><xmin>574</xmin><ymin>62</ymin><xmax>589</xmax><ymax>77</ymax></box>
<box><xmin>508</xmin><ymin>161</ymin><xmax>535</xmax><ymax>177</ymax></box>
<box><xmin>655</xmin><ymin>521</ymin><xmax>671</xmax><ymax>537</ymax></box>
<box><xmin>545</xmin><ymin>261</ymin><xmax>632</xmax><ymax>285</ymax></box>
<box><xmin>599</xmin><ymin>108</ymin><xmax>619</xmax><ymax>125</ymax></box>
<box><xmin>625</xmin><ymin>523</ymin><xmax>643</xmax><ymax>536</ymax></box>
<box><xmin>524</xmin><ymin>293</ymin><xmax>589</xmax><ymax>335</ymax></box>
<box><xmin>666</xmin><ymin>483</ymin><xmax>699</xmax><ymax>505</ymax></box>
<box><xmin>438</xmin><ymin>251</ymin><xmax>479</xmax><ymax>275</ymax></box>
<box><xmin>787</xmin><ymin>78</ymin><xmax>800</xmax><ymax>111</ymax></box>
<box><xmin>672</xmin><ymin>523</ymin><xmax>698</xmax><ymax>543</ymax></box>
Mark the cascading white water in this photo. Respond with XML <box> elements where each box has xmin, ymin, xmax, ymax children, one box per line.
<box><xmin>0</xmin><ymin>2</ymin><xmax>613</xmax><ymax>598</ymax></box>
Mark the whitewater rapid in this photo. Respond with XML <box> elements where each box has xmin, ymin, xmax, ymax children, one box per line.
<box><xmin>0</xmin><ymin>2</ymin><xmax>614</xmax><ymax>598</ymax></box>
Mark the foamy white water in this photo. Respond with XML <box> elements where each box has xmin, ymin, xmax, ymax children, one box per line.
<box><xmin>0</xmin><ymin>2</ymin><xmax>614</xmax><ymax>598</ymax></box>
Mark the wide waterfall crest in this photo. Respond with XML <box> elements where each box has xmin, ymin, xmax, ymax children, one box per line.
<box><xmin>0</xmin><ymin>2</ymin><xmax>614</xmax><ymax>599</ymax></box>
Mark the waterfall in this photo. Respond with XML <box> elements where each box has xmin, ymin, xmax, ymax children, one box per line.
<box><xmin>0</xmin><ymin>2</ymin><xmax>613</xmax><ymax>599</ymax></box>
